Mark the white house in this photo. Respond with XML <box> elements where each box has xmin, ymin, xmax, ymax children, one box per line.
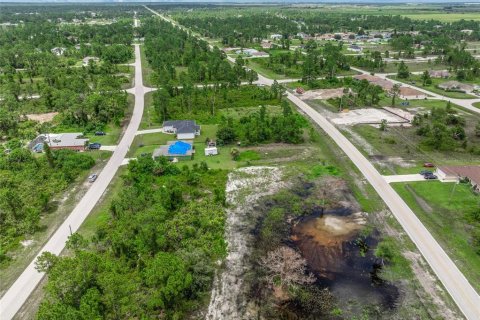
<box><xmin>163</xmin><ymin>120</ymin><xmax>201</xmax><ymax>140</ymax></box>
<box><xmin>51</xmin><ymin>47</ymin><xmax>67</xmax><ymax>56</ymax></box>
<box><xmin>270</xmin><ymin>34</ymin><xmax>282</xmax><ymax>40</ymax></box>
<box><xmin>82</xmin><ymin>56</ymin><xmax>100</xmax><ymax>66</ymax></box>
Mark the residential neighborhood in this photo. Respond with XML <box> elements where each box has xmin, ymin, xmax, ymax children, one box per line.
<box><xmin>1</xmin><ymin>3</ymin><xmax>480</xmax><ymax>320</ymax></box>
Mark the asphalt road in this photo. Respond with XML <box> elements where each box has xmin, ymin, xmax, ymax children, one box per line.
<box><xmin>143</xmin><ymin>8</ymin><xmax>480</xmax><ymax>317</ymax></box>
<box><xmin>282</xmin><ymin>91</ymin><xmax>480</xmax><ymax>319</ymax></box>
<box><xmin>0</xmin><ymin>43</ymin><xmax>146</xmax><ymax>320</ymax></box>
<box><xmin>350</xmin><ymin>66</ymin><xmax>480</xmax><ymax>115</ymax></box>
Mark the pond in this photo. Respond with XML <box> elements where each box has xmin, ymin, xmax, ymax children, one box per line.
<box><xmin>291</xmin><ymin>209</ymin><xmax>399</xmax><ymax>313</ymax></box>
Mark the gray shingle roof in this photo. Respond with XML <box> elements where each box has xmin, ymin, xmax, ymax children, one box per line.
<box><xmin>163</xmin><ymin>120</ymin><xmax>200</xmax><ymax>134</ymax></box>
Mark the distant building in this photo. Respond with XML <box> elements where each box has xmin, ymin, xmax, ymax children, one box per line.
<box><xmin>261</xmin><ymin>40</ymin><xmax>273</xmax><ymax>49</ymax></box>
<box><xmin>163</xmin><ymin>120</ymin><xmax>201</xmax><ymax>140</ymax></box>
<box><xmin>438</xmin><ymin>81</ymin><xmax>474</xmax><ymax>93</ymax></box>
<box><xmin>436</xmin><ymin>166</ymin><xmax>480</xmax><ymax>192</ymax></box>
<box><xmin>30</xmin><ymin>133</ymin><xmax>89</xmax><ymax>152</ymax></box>
<box><xmin>82</xmin><ymin>56</ymin><xmax>99</xmax><ymax>66</ymax></box>
<box><xmin>51</xmin><ymin>47</ymin><xmax>66</xmax><ymax>56</ymax></box>
<box><xmin>270</xmin><ymin>34</ymin><xmax>282</xmax><ymax>40</ymax></box>
<box><xmin>429</xmin><ymin>70</ymin><xmax>450</xmax><ymax>78</ymax></box>
<box><xmin>347</xmin><ymin>45</ymin><xmax>363</xmax><ymax>53</ymax></box>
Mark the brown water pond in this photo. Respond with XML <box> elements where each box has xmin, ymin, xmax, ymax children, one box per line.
<box><xmin>291</xmin><ymin>209</ymin><xmax>399</xmax><ymax>311</ymax></box>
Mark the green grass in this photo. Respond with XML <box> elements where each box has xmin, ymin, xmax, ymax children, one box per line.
<box><xmin>128</xmin><ymin>124</ymin><xmax>219</xmax><ymax>157</ymax></box>
<box><xmin>220</xmin><ymin>105</ymin><xmax>282</xmax><ymax>119</ymax></box>
<box><xmin>237</xmin><ymin>150</ymin><xmax>260</xmax><ymax>161</ymax></box>
<box><xmin>389</xmin><ymin>75</ymin><xmax>477</xmax><ymax>99</ymax></box>
<box><xmin>140</xmin><ymin>45</ymin><xmax>155</xmax><ymax>87</ymax></box>
<box><xmin>245</xmin><ymin>59</ymin><xmax>293</xmax><ymax>80</ymax></box>
<box><xmin>392</xmin><ymin>181</ymin><xmax>480</xmax><ymax>292</ymax></box>
<box><xmin>475</xmin><ymin>102</ymin><xmax>480</xmax><ymax>109</ymax></box>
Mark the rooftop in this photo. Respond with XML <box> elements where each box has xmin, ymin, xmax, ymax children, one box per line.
<box><xmin>438</xmin><ymin>165</ymin><xmax>480</xmax><ymax>186</ymax></box>
<box><xmin>163</xmin><ymin>120</ymin><xmax>200</xmax><ymax>134</ymax></box>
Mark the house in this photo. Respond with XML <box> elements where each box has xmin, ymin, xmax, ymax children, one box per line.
<box><xmin>296</xmin><ymin>32</ymin><xmax>308</xmax><ymax>39</ymax></box>
<box><xmin>162</xmin><ymin>120</ymin><xmax>200</xmax><ymax>140</ymax></box>
<box><xmin>235</xmin><ymin>48</ymin><xmax>258</xmax><ymax>56</ymax></box>
<box><xmin>30</xmin><ymin>133</ymin><xmax>89</xmax><ymax>152</ymax></box>
<box><xmin>82</xmin><ymin>56</ymin><xmax>99</xmax><ymax>66</ymax></box>
<box><xmin>261</xmin><ymin>40</ymin><xmax>273</xmax><ymax>49</ymax></box>
<box><xmin>51</xmin><ymin>47</ymin><xmax>67</xmax><ymax>56</ymax></box>
<box><xmin>153</xmin><ymin>140</ymin><xmax>194</xmax><ymax>161</ymax></box>
<box><xmin>270</xmin><ymin>34</ymin><xmax>282</xmax><ymax>40</ymax></box>
<box><xmin>460</xmin><ymin>29</ymin><xmax>474</xmax><ymax>35</ymax></box>
<box><xmin>436</xmin><ymin>166</ymin><xmax>480</xmax><ymax>192</ymax></box>
<box><xmin>438</xmin><ymin>81</ymin><xmax>474</xmax><ymax>93</ymax></box>
<box><xmin>347</xmin><ymin>45</ymin><xmax>363</xmax><ymax>53</ymax></box>
<box><xmin>429</xmin><ymin>70</ymin><xmax>450</xmax><ymax>78</ymax></box>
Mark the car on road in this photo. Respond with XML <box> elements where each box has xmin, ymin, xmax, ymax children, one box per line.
<box><xmin>423</xmin><ymin>162</ymin><xmax>435</xmax><ymax>168</ymax></box>
<box><xmin>94</xmin><ymin>131</ymin><xmax>106</xmax><ymax>136</ymax></box>
<box><xmin>89</xmin><ymin>143</ymin><xmax>102</xmax><ymax>150</ymax></box>
<box><xmin>424</xmin><ymin>174</ymin><xmax>437</xmax><ymax>180</ymax></box>
<box><xmin>88</xmin><ymin>174</ymin><xmax>98</xmax><ymax>183</ymax></box>
<box><xmin>420</xmin><ymin>170</ymin><xmax>433</xmax><ymax>176</ymax></box>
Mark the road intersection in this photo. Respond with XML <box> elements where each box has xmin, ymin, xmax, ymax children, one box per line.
<box><xmin>144</xmin><ymin>7</ymin><xmax>480</xmax><ymax>319</ymax></box>
<box><xmin>0</xmin><ymin>37</ymin><xmax>149</xmax><ymax>320</ymax></box>
<box><xmin>1</xmin><ymin>10</ymin><xmax>479</xmax><ymax>320</ymax></box>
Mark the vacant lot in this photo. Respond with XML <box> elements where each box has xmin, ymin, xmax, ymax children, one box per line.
<box><xmin>392</xmin><ymin>181</ymin><xmax>480</xmax><ymax>292</ymax></box>
<box><xmin>389</xmin><ymin>75</ymin><xmax>477</xmax><ymax>99</ymax></box>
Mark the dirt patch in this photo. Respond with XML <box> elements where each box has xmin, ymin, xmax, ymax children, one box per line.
<box><xmin>405</xmin><ymin>184</ymin><xmax>433</xmax><ymax>213</ymax></box>
<box><xmin>206</xmin><ymin>166</ymin><xmax>286</xmax><ymax>320</ymax></box>
<box><xmin>331</xmin><ymin>108</ymin><xmax>409</xmax><ymax>126</ymax></box>
<box><xmin>297</xmin><ymin>87</ymin><xmax>350</xmax><ymax>100</ymax></box>
<box><xmin>25</xmin><ymin>112</ymin><xmax>58</xmax><ymax>123</ymax></box>
<box><xmin>403</xmin><ymin>251</ymin><xmax>461</xmax><ymax>320</ymax></box>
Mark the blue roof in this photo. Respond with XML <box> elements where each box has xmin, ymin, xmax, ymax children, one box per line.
<box><xmin>168</xmin><ymin>141</ymin><xmax>192</xmax><ymax>155</ymax></box>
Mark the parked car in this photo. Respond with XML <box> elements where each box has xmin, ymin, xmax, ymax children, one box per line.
<box><xmin>94</xmin><ymin>131</ymin><xmax>106</xmax><ymax>136</ymax></box>
<box><xmin>89</xmin><ymin>143</ymin><xmax>102</xmax><ymax>150</ymax></box>
<box><xmin>424</xmin><ymin>174</ymin><xmax>437</xmax><ymax>180</ymax></box>
<box><xmin>88</xmin><ymin>174</ymin><xmax>98</xmax><ymax>183</ymax></box>
<box><xmin>423</xmin><ymin>162</ymin><xmax>435</xmax><ymax>168</ymax></box>
<box><xmin>420</xmin><ymin>170</ymin><xmax>433</xmax><ymax>176</ymax></box>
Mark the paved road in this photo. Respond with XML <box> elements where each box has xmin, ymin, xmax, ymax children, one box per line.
<box><xmin>0</xmin><ymin>43</ymin><xmax>147</xmax><ymax>320</ymax></box>
<box><xmin>284</xmin><ymin>90</ymin><xmax>480</xmax><ymax>319</ymax></box>
<box><xmin>350</xmin><ymin>66</ymin><xmax>480</xmax><ymax>114</ymax></box>
<box><xmin>144</xmin><ymin>8</ymin><xmax>480</xmax><ymax>318</ymax></box>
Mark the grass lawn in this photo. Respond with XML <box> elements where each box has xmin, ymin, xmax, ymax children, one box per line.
<box><xmin>389</xmin><ymin>75</ymin><xmax>477</xmax><ymax>99</ymax></box>
<box><xmin>140</xmin><ymin>45</ymin><xmax>155</xmax><ymax>87</ymax></box>
<box><xmin>475</xmin><ymin>102</ymin><xmax>480</xmax><ymax>109</ymax></box>
<box><xmin>245</xmin><ymin>59</ymin><xmax>292</xmax><ymax>80</ymax></box>
<box><xmin>360</xmin><ymin>61</ymin><xmax>449</xmax><ymax>74</ymax></box>
<box><xmin>220</xmin><ymin>105</ymin><xmax>282</xmax><ymax>119</ymax></box>
<box><xmin>128</xmin><ymin>124</ymin><xmax>219</xmax><ymax>157</ymax></box>
<box><xmin>140</xmin><ymin>91</ymin><xmax>160</xmax><ymax>130</ymax></box>
<box><xmin>391</xmin><ymin>181</ymin><xmax>480</xmax><ymax>292</ymax></box>
<box><xmin>78</xmin><ymin>168</ymin><xmax>126</xmax><ymax>239</ymax></box>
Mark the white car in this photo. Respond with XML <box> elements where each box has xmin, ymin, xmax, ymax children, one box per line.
<box><xmin>88</xmin><ymin>174</ymin><xmax>98</xmax><ymax>183</ymax></box>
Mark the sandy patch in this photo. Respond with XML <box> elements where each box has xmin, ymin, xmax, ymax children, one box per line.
<box><xmin>297</xmin><ymin>87</ymin><xmax>350</xmax><ymax>101</ymax></box>
<box><xmin>331</xmin><ymin>108</ymin><xmax>409</xmax><ymax>125</ymax></box>
<box><xmin>207</xmin><ymin>166</ymin><xmax>285</xmax><ymax>320</ymax></box>
<box><xmin>25</xmin><ymin>112</ymin><xmax>58</xmax><ymax>123</ymax></box>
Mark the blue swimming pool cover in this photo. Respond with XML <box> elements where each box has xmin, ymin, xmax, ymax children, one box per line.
<box><xmin>168</xmin><ymin>141</ymin><xmax>192</xmax><ymax>155</ymax></box>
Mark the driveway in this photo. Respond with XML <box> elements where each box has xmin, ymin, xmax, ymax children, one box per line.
<box><xmin>0</xmin><ymin>31</ymin><xmax>148</xmax><ymax>320</ymax></box>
